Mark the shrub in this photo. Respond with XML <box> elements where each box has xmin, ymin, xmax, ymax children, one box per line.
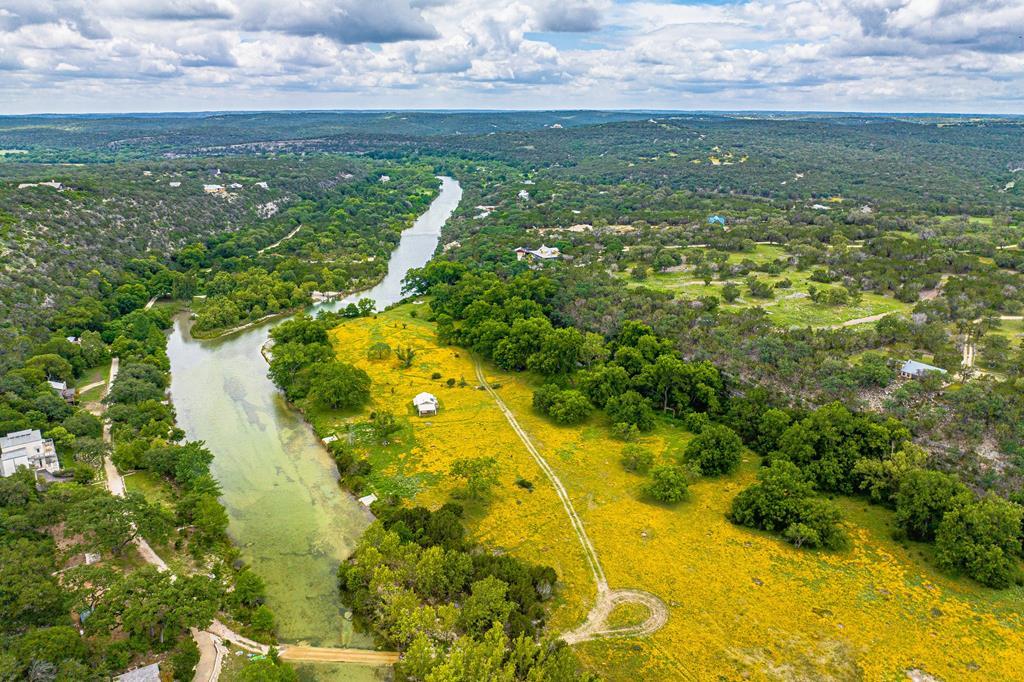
<box><xmin>935</xmin><ymin>495</ymin><xmax>1023</xmax><ymax>588</ymax></box>
<box><xmin>894</xmin><ymin>469</ymin><xmax>973</xmax><ymax>542</ymax></box>
<box><xmin>533</xmin><ymin>386</ymin><xmax>592</xmax><ymax>425</ymax></box>
<box><xmin>729</xmin><ymin>461</ymin><xmax>847</xmax><ymax>550</ymax></box>
<box><xmin>606</xmin><ymin>391</ymin><xmax>656</xmax><ymax>431</ymax></box>
<box><xmin>683</xmin><ymin>423</ymin><xmax>742</xmax><ymax>476</ymax></box>
<box><xmin>612</xmin><ymin>422</ymin><xmax>640</xmax><ymax>442</ymax></box>
<box><xmin>645</xmin><ymin>465</ymin><xmax>689</xmax><ymax>504</ymax></box>
<box><xmin>171</xmin><ymin>637</ymin><xmax>200</xmax><ymax>681</ymax></box>
<box><xmin>620</xmin><ymin>444</ymin><xmax>654</xmax><ymax>474</ymax></box>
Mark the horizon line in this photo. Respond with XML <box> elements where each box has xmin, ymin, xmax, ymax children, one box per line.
<box><xmin>2</xmin><ymin>107</ymin><xmax>1023</xmax><ymax>119</ymax></box>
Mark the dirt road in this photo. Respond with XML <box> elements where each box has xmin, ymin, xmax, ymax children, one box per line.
<box><xmin>474</xmin><ymin>361</ymin><xmax>668</xmax><ymax>643</ymax></box>
<box><xmin>278</xmin><ymin>647</ymin><xmax>399</xmax><ymax>665</ymax></box>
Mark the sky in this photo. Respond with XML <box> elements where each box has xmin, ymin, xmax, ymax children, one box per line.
<box><xmin>1</xmin><ymin>0</ymin><xmax>1023</xmax><ymax>115</ymax></box>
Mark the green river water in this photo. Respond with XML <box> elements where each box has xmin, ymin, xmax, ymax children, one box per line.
<box><xmin>166</xmin><ymin>177</ymin><xmax>462</xmax><ymax>656</ymax></box>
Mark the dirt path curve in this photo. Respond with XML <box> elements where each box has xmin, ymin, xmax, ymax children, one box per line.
<box><xmin>474</xmin><ymin>361</ymin><xmax>668</xmax><ymax>644</ymax></box>
<box><xmin>78</xmin><ymin>379</ymin><xmax>106</xmax><ymax>394</ymax></box>
<box><xmin>257</xmin><ymin>225</ymin><xmax>301</xmax><ymax>254</ymax></box>
<box><xmin>829</xmin><ymin>312</ymin><xmax>890</xmax><ymax>329</ymax></box>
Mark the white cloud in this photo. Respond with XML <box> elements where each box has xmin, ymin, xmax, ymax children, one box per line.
<box><xmin>0</xmin><ymin>0</ymin><xmax>1022</xmax><ymax>113</ymax></box>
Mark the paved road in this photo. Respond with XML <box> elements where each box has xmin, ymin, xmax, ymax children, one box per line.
<box><xmin>474</xmin><ymin>361</ymin><xmax>667</xmax><ymax>644</ymax></box>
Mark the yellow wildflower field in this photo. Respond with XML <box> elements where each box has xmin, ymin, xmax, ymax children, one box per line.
<box><xmin>327</xmin><ymin>304</ymin><xmax>1024</xmax><ymax>681</ymax></box>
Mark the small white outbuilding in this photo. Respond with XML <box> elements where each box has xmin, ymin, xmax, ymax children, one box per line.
<box><xmin>413</xmin><ymin>392</ymin><xmax>439</xmax><ymax>417</ymax></box>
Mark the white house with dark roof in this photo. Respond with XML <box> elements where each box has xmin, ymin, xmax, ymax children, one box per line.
<box><xmin>1</xmin><ymin>429</ymin><xmax>60</xmax><ymax>478</ymax></box>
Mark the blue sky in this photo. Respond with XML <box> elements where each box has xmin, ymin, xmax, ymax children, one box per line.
<box><xmin>1</xmin><ymin>0</ymin><xmax>1022</xmax><ymax>114</ymax></box>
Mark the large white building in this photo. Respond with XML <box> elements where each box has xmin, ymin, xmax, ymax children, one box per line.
<box><xmin>1</xmin><ymin>429</ymin><xmax>60</xmax><ymax>478</ymax></box>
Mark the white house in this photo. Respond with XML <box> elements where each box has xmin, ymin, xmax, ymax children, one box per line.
<box><xmin>900</xmin><ymin>360</ymin><xmax>948</xmax><ymax>379</ymax></box>
<box><xmin>413</xmin><ymin>392</ymin><xmax>439</xmax><ymax>417</ymax></box>
<box><xmin>203</xmin><ymin>184</ymin><xmax>225</xmax><ymax>194</ymax></box>
<box><xmin>515</xmin><ymin>245</ymin><xmax>561</xmax><ymax>262</ymax></box>
<box><xmin>1</xmin><ymin>429</ymin><xmax>60</xmax><ymax>478</ymax></box>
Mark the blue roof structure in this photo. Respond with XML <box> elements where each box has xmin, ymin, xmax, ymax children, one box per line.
<box><xmin>901</xmin><ymin>360</ymin><xmax>947</xmax><ymax>377</ymax></box>
<box><xmin>707</xmin><ymin>215</ymin><xmax>726</xmax><ymax>226</ymax></box>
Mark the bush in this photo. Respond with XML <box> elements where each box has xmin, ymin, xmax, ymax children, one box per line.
<box><xmin>533</xmin><ymin>386</ymin><xmax>592</xmax><ymax>425</ymax></box>
<box><xmin>935</xmin><ymin>495</ymin><xmax>1023</xmax><ymax>588</ymax></box>
<box><xmin>612</xmin><ymin>422</ymin><xmax>640</xmax><ymax>442</ymax></box>
<box><xmin>683</xmin><ymin>411</ymin><xmax>710</xmax><ymax>434</ymax></box>
<box><xmin>645</xmin><ymin>465</ymin><xmax>689</xmax><ymax>504</ymax></box>
<box><xmin>894</xmin><ymin>469</ymin><xmax>973</xmax><ymax>542</ymax></box>
<box><xmin>171</xmin><ymin>637</ymin><xmax>200</xmax><ymax>681</ymax></box>
<box><xmin>683</xmin><ymin>423</ymin><xmax>743</xmax><ymax>476</ymax></box>
<box><xmin>606</xmin><ymin>391</ymin><xmax>656</xmax><ymax>431</ymax></box>
<box><xmin>620</xmin><ymin>444</ymin><xmax>654</xmax><ymax>474</ymax></box>
<box><xmin>729</xmin><ymin>461</ymin><xmax>848</xmax><ymax>550</ymax></box>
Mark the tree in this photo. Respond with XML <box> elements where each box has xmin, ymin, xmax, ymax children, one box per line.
<box><xmin>457</xmin><ymin>576</ymin><xmax>513</xmax><ymax>637</ymax></box>
<box><xmin>171</xmin><ymin>637</ymin><xmax>200</xmax><ymax>681</ymax></box>
<box><xmin>546</xmin><ymin>390</ymin><xmax>592</xmax><ymax>425</ymax></box>
<box><xmin>66</xmin><ymin>490</ymin><xmax>173</xmax><ymax>556</ymax></box>
<box><xmin>527</xmin><ymin>328</ymin><xmax>584</xmax><ymax>376</ymax></box>
<box><xmin>645</xmin><ymin>465</ymin><xmax>689</xmax><ymax>503</ymax></box>
<box><xmin>683</xmin><ymin>423</ymin><xmax>743</xmax><ymax>476</ymax></box>
<box><xmin>722</xmin><ymin>282</ymin><xmax>740</xmax><ymax>303</ymax></box>
<box><xmin>396</xmin><ymin>346</ymin><xmax>417</xmax><ymax>369</ymax></box>
<box><xmin>729</xmin><ymin>461</ymin><xmax>847</xmax><ymax>550</ymax></box>
<box><xmin>936</xmin><ymin>495</ymin><xmax>1023</xmax><ymax>588</ymax></box>
<box><xmin>266</xmin><ymin>341</ymin><xmax>333</xmax><ymax>398</ymax></box>
<box><xmin>620</xmin><ymin>444</ymin><xmax>654</xmax><ymax>474</ymax></box>
<box><xmin>11</xmin><ymin>626</ymin><xmax>88</xmax><ymax>672</ymax></box>
<box><xmin>493</xmin><ymin>317</ymin><xmax>553</xmax><ymax>370</ymax></box>
<box><xmin>233</xmin><ymin>570</ymin><xmax>267</xmax><ymax>609</ymax></box>
<box><xmin>0</xmin><ymin>540</ymin><xmax>65</xmax><ymax>635</ymax></box>
<box><xmin>370</xmin><ymin>410</ymin><xmax>401</xmax><ymax>444</ymax></box>
<box><xmin>309</xmin><ymin>362</ymin><xmax>371</xmax><ymax>410</ymax></box>
<box><xmin>853</xmin><ymin>444</ymin><xmax>928</xmax><ymax>507</ymax></box>
<box><xmin>367</xmin><ymin>342</ymin><xmax>392</xmax><ymax>361</ymax></box>
<box><xmin>605</xmin><ymin>391</ymin><xmax>656</xmax><ymax>431</ymax></box>
<box><xmin>235</xmin><ymin>657</ymin><xmax>298</xmax><ymax>682</ymax></box>
<box><xmin>191</xmin><ymin>495</ymin><xmax>229</xmax><ymax>546</ymax></box>
<box><xmin>26</xmin><ymin>354</ymin><xmax>74</xmax><ymax>383</ymax></box>
<box><xmin>578</xmin><ymin>364</ymin><xmax>630</xmax><ymax>408</ymax></box>
<box><xmin>450</xmin><ymin>457</ymin><xmax>500</xmax><ymax>501</ymax></box>
<box><xmin>894</xmin><ymin>469</ymin><xmax>973</xmax><ymax>542</ymax></box>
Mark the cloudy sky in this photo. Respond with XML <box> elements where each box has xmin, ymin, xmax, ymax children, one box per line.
<box><xmin>1</xmin><ymin>0</ymin><xmax>1022</xmax><ymax>114</ymax></box>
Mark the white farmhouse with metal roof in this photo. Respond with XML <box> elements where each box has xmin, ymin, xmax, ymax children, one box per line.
<box><xmin>413</xmin><ymin>392</ymin><xmax>439</xmax><ymax>417</ymax></box>
<box><xmin>900</xmin><ymin>360</ymin><xmax>948</xmax><ymax>379</ymax></box>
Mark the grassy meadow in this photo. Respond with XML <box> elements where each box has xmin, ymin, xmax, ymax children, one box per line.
<box><xmin>625</xmin><ymin>245</ymin><xmax>913</xmax><ymax>329</ymax></box>
<box><xmin>319</xmin><ymin>303</ymin><xmax>1024</xmax><ymax>680</ymax></box>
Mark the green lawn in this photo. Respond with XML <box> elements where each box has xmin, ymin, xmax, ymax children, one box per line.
<box><xmin>630</xmin><ymin>263</ymin><xmax>912</xmax><ymax>329</ymax></box>
<box><xmin>76</xmin><ymin>362</ymin><xmax>111</xmax><ymax>389</ymax></box>
<box><xmin>123</xmin><ymin>470</ymin><xmax>175</xmax><ymax>509</ymax></box>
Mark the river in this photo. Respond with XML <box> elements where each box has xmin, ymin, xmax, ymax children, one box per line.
<box><xmin>166</xmin><ymin>176</ymin><xmax>462</xmax><ymax>649</ymax></box>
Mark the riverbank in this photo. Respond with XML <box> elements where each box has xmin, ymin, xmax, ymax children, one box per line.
<box><xmin>165</xmin><ymin>176</ymin><xmax>463</xmax><ymax>656</ymax></box>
